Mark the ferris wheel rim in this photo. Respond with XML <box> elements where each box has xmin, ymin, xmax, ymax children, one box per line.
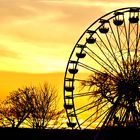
<box><xmin>64</xmin><ymin>7</ymin><xmax>140</xmax><ymax>130</ymax></box>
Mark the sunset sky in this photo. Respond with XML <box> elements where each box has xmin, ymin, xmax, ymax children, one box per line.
<box><xmin>0</xmin><ymin>0</ymin><xmax>140</xmax><ymax>103</ymax></box>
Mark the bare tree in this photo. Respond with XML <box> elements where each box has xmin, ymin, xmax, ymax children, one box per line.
<box><xmin>25</xmin><ymin>83</ymin><xmax>65</xmax><ymax>129</ymax></box>
<box><xmin>0</xmin><ymin>83</ymin><xmax>65</xmax><ymax>129</ymax></box>
<box><xmin>0</xmin><ymin>87</ymin><xmax>33</xmax><ymax>128</ymax></box>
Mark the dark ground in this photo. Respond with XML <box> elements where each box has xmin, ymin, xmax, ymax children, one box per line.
<box><xmin>0</xmin><ymin>127</ymin><xmax>139</xmax><ymax>140</ymax></box>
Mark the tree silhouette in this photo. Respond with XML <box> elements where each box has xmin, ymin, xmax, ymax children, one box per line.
<box><xmin>0</xmin><ymin>83</ymin><xmax>65</xmax><ymax>129</ymax></box>
<box><xmin>81</xmin><ymin>72</ymin><xmax>115</xmax><ymax>112</ymax></box>
<box><xmin>0</xmin><ymin>87</ymin><xmax>33</xmax><ymax>128</ymax></box>
<box><xmin>25</xmin><ymin>83</ymin><xmax>65</xmax><ymax>129</ymax></box>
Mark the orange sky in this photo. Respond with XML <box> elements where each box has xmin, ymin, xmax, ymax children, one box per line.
<box><xmin>0</xmin><ymin>71</ymin><xmax>64</xmax><ymax>109</ymax></box>
<box><xmin>0</xmin><ymin>0</ymin><xmax>140</xmax><ymax>104</ymax></box>
<box><xmin>0</xmin><ymin>0</ymin><xmax>140</xmax><ymax>73</ymax></box>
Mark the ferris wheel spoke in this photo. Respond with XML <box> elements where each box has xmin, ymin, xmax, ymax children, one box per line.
<box><xmin>73</xmin><ymin>98</ymin><xmax>107</xmax><ymax>116</ymax></box>
<box><xmin>72</xmin><ymin>102</ymin><xmax>95</xmax><ymax>115</ymax></box>
<box><xmin>95</xmin><ymin>31</ymin><xmax>117</xmax><ymax>61</ymax></box>
<box><xmin>105</xmin><ymin>32</ymin><xmax>125</xmax><ymax>68</ymax></box>
<box><xmin>126</xmin><ymin>14</ymin><xmax>132</xmax><ymax>62</ymax></box>
<box><xmin>129</xmin><ymin>25</ymin><xmax>138</xmax><ymax>52</ymax></box>
<box><xmin>77</xmin><ymin>61</ymin><xmax>101</xmax><ymax>73</ymax></box>
<box><xmin>101</xmin><ymin>95</ymin><xmax>123</xmax><ymax>127</ymax></box>
<box><xmin>114</xmin><ymin>25</ymin><xmax>128</xmax><ymax>75</ymax></box>
<box><xmin>126</xmin><ymin>15</ymin><xmax>139</xmax><ymax>63</ymax></box>
<box><xmin>134</xmin><ymin>33</ymin><xmax>140</xmax><ymax>59</ymax></box>
<box><xmin>126</xmin><ymin>24</ymin><xmax>139</xmax><ymax>74</ymax></box>
<box><xmin>96</xmin><ymin>31</ymin><xmax>124</xmax><ymax>73</ymax></box>
<box><xmin>129</xmin><ymin>25</ymin><xmax>139</xmax><ymax>50</ymax></box>
<box><xmin>77</xmin><ymin>61</ymin><xmax>116</xmax><ymax>78</ymax></box>
<box><xmin>108</xmin><ymin>21</ymin><xmax>128</xmax><ymax>75</ymax></box>
<box><xmin>73</xmin><ymin>78</ymin><xmax>93</xmax><ymax>83</ymax></box>
<box><xmin>134</xmin><ymin>22</ymin><xmax>140</xmax><ymax>59</ymax></box>
<box><xmin>94</xmin><ymin>36</ymin><xmax>121</xmax><ymax>74</ymax></box>
<box><xmin>75</xmin><ymin>99</ymin><xmax>109</xmax><ymax>116</ymax></box>
<box><xmin>108</xmin><ymin>21</ymin><xmax>126</xmax><ymax>59</ymax></box>
<box><xmin>84</xmin><ymin>102</ymin><xmax>111</xmax><ymax>129</ymax></box>
<box><xmin>83</xmin><ymin>49</ymin><xmax>118</xmax><ymax>76</ymax></box>
<box><xmin>73</xmin><ymin>91</ymin><xmax>97</xmax><ymax>98</ymax></box>
<box><xmin>92</xmin><ymin>108</ymin><xmax>112</xmax><ymax>129</ymax></box>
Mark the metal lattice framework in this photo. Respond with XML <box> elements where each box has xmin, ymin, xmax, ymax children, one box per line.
<box><xmin>64</xmin><ymin>7</ymin><xmax>140</xmax><ymax>130</ymax></box>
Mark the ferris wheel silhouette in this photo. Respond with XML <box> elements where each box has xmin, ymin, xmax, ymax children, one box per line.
<box><xmin>64</xmin><ymin>7</ymin><xmax>140</xmax><ymax>131</ymax></box>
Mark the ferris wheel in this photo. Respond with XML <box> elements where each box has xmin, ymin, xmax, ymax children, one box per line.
<box><xmin>64</xmin><ymin>7</ymin><xmax>140</xmax><ymax>130</ymax></box>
